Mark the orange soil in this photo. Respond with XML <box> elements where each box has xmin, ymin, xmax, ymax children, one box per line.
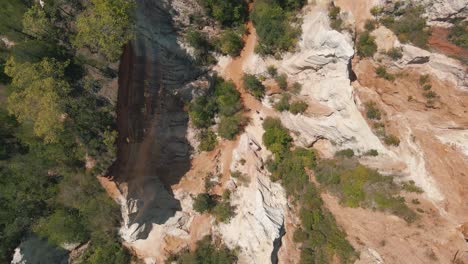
<box><xmin>429</xmin><ymin>27</ymin><xmax>468</xmax><ymax>61</ymax></box>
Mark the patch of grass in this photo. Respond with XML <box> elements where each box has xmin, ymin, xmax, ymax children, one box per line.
<box><xmin>365</xmin><ymin>101</ymin><xmax>381</xmax><ymax>120</ymax></box>
<box><xmin>375</xmin><ymin>66</ymin><xmax>395</xmax><ymax>81</ymax></box>
<box><xmin>357</xmin><ymin>31</ymin><xmax>377</xmax><ymax>57</ymax></box>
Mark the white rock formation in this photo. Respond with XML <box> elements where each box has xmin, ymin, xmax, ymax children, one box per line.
<box><xmin>217</xmin><ymin>129</ymin><xmax>288</xmax><ymax>264</ymax></box>
<box><xmin>279</xmin><ymin>7</ymin><xmax>388</xmax><ymax>154</ymax></box>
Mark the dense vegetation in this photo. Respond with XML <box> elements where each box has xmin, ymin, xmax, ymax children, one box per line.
<box><xmin>251</xmin><ymin>0</ymin><xmax>304</xmax><ymax>55</ymax></box>
<box><xmin>198</xmin><ymin>0</ymin><xmax>248</xmax><ymax>27</ymax></box>
<box><xmin>243</xmin><ymin>73</ymin><xmax>265</xmax><ymax>99</ymax></box>
<box><xmin>189</xmin><ymin>77</ymin><xmax>244</xmax><ymax>144</ymax></box>
<box><xmin>315</xmin><ymin>158</ymin><xmax>417</xmax><ymax>222</ymax></box>
<box><xmin>262</xmin><ymin>118</ymin><xmax>357</xmax><ymax>263</ymax></box>
<box><xmin>0</xmin><ymin>0</ymin><xmax>133</xmax><ymax>262</ymax></box>
<box><xmin>356</xmin><ymin>31</ymin><xmax>377</xmax><ymax>57</ymax></box>
<box><xmin>167</xmin><ymin>236</ymin><xmax>237</xmax><ymax>264</ymax></box>
<box><xmin>373</xmin><ymin>3</ymin><xmax>430</xmax><ymax>48</ymax></box>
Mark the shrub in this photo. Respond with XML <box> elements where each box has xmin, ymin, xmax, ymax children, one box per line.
<box><xmin>448</xmin><ymin>20</ymin><xmax>468</xmax><ymax>49</ymax></box>
<box><xmin>267</xmin><ymin>65</ymin><xmax>278</xmax><ymax>77</ymax></box>
<box><xmin>364</xmin><ymin>19</ymin><xmax>377</xmax><ymax>31</ymax></box>
<box><xmin>187</xmin><ymin>29</ymin><xmax>211</xmax><ymax>51</ymax></box>
<box><xmin>364</xmin><ymin>149</ymin><xmax>379</xmax><ymax>156</ymax></box>
<box><xmin>423</xmin><ymin>84</ymin><xmax>432</xmax><ymax>91</ymax></box>
<box><xmin>419</xmin><ymin>74</ymin><xmax>429</xmax><ymax>85</ymax></box>
<box><xmin>370</xmin><ymin>6</ymin><xmax>383</xmax><ymax>16</ymax></box>
<box><xmin>289</xmin><ymin>100</ymin><xmax>308</xmax><ymax>114</ymax></box>
<box><xmin>243</xmin><ymin>74</ymin><xmax>265</xmax><ymax>99</ymax></box>
<box><xmin>274</xmin><ymin>93</ymin><xmax>290</xmax><ymax>112</ymax></box>
<box><xmin>365</xmin><ymin>101</ymin><xmax>381</xmax><ymax>120</ymax></box>
<box><xmin>423</xmin><ymin>91</ymin><xmax>437</xmax><ymax>99</ymax></box>
<box><xmin>212</xmin><ymin>202</ymin><xmax>235</xmax><ymax>223</ymax></box>
<box><xmin>218</xmin><ymin>115</ymin><xmax>243</xmax><ymax>140</ymax></box>
<box><xmin>357</xmin><ymin>31</ymin><xmax>377</xmax><ymax>57</ymax></box>
<box><xmin>375</xmin><ymin>66</ymin><xmax>395</xmax><ymax>81</ymax></box>
<box><xmin>384</xmin><ymin>134</ymin><xmax>400</xmax><ymax>146</ymax></box>
<box><xmin>231</xmin><ymin>170</ymin><xmax>250</xmax><ymax>186</ymax></box>
<box><xmin>291</xmin><ymin>82</ymin><xmax>302</xmax><ymax>94</ymax></box>
<box><xmin>251</xmin><ymin>0</ymin><xmax>300</xmax><ymax>55</ymax></box>
<box><xmin>385</xmin><ymin>47</ymin><xmax>403</xmax><ymax>60</ymax></box>
<box><xmin>275</xmin><ymin>73</ymin><xmax>288</xmax><ymax>90</ymax></box>
<box><xmin>402</xmin><ymin>180</ymin><xmax>424</xmax><ymax>193</ymax></box>
<box><xmin>197</xmin><ymin>129</ymin><xmax>217</xmax><ymax>152</ymax></box>
<box><xmin>193</xmin><ymin>193</ymin><xmax>216</xmax><ymax>213</ymax></box>
<box><xmin>335</xmin><ymin>148</ymin><xmax>354</xmax><ymax>158</ymax></box>
<box><xmin>217</xmin><ymin>30</ymin><xmax>244</xmax><ymax>56</ymax></box>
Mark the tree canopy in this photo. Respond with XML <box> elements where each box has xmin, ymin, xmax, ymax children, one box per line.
<box><xmin>74</xmin><ymin>0</ymin><xmax>134</xmax><ymax>61</ymax></box>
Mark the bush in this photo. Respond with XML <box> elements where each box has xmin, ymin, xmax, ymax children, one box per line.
<box><xmin>243</xmin><ymin>74</ymin><xmax>265</xmax><ymax>99</ymax></box>
<box><xmin>218</xmin><ymin>115</ymin><xmax>243</xmax><ymax>140</ymax></box>
<box><xmin>335</xmin><ymin>148</ymin><xmax>354</xmax><ymax>158</ymax></box>
<box><xmin>419</xmin><ymin>74</ymin><xmax>429</xmax><ymax>85</ymax></box>
<box><xmin>275</xmin><ymin>73</ymin><xmax>288</xmax><ymax>90</ymax></box>
<box><xmin>385</xmin><ymin>47</ymin><xmax>403</xmax><ymax>60</ymax></box>
<box><xmin>364</xmin><ymin>19</ymin><xmax>377</xmax><ymax>31</ymax></box>
<box><xmin>251</xmin><ymin>0</ymin><xmax>300</xmax><ymax>55</ymax></box>
<box><xmin>364</xmin><ymin>149</ymin><xmax>379</xmax><ymax>156</ymax></box>
<box><xmin>193</xmin><ymin>193</ymin><xmax>216</xmax><ymax>213</ymax></box>
<box><xmin>357</xmin><ymin>31</ymin><xmax>377</xmax><ymax>57</ymax></box>
<box><xmin>289</xmin><ymin>100</ymin><xmax>308</xmax><ymax>114</ymax></box>
<box><xmin>423</xmin><ymin>91</ymin><xmax>437</xmax><ymax>99</ymax></box>
<box><xmin>375</xmin><ymin>66</ymin><xmax>395</xmax><ymax>81</ymax></box>
<box><xmin>217</xmin><ymin>30</ymin><xmax>244</xmax><ymax>56</ymax></box>
<box><xmin>262</xmin><ymin>117</ymin><xmax>292</xmax><ymax>158</ymax></box>
<box><xmin>267</xmin><ymin>65</ymin><xmax>278</xmax><ymax>77</ymax></box>
<box><xmin>212</xmin><ymin>202</ymin><xmax>235</xmax><ymax>223</ymax></box>
<box><xmin>402</xmin><ymin>180</ymin><xmax>424</xmax><ymax>194</ymax></box>
<box><xmin>274</xmin><ymin>93</ymin><xmax>290</xmax><ymax>112</ymax></box>
<box><xmin>448</xmin><ymin>20</ymin><xmax>468</xmax><ymax>49</ymax></box>
<box><xmin>384</xmin><ymin>134</ymin><xmax>400</xmax><ymax>146</ymax></box>
<box><xmin>198</xmin><ymin>129</ymin><xmax>217</xmax><ymax>152</ymax></box>
<box><xmin>365</xmin><ymin>101</ymin><xmax>381</xmax><ymax>120</ymax></box>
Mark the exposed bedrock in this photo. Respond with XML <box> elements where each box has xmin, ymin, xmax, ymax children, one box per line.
<box><xmin>112</xmin><ymin>0</ymin><xmax>200</xmax><ymax>241</ymax></box>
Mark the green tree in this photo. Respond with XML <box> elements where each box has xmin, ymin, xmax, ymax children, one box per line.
<box><xmin>218</xmin><ymin>30</ymin><xmax>244</xmax><ymax>56</ymax></box>
<box><xmin>218</xmin><ymin>115</ymin><xmax>243</xmax><ymax>140</ymax></box>
<box><xmin>193</xmin><ymin>193</ymin><xmax>216</xmax><ymax>213</ymax></box>
<box><xmin>243</xmin><ymin>74</ymin><xmax>265</xmax><ymax>99</ymax></box>
<box><xmin>199</xmin><ymin>0</ymin><xmax>247</xmax><ymax>26</ymax></box>
<box><xmin>5</xmin><ymin>58</ymin><xmax>70</xmax><ymax>143</ymax></box>
<box><xmin>74</xmin><ymin>0</ymin><xmax>134</xmax><ymax>61</ymax></box>
<box><xmin>33</xmin><ymin>209</ymin><xmax>89</xmax><ymax>245</ymax></box>
<box><xmin>22</xmin><ymin>4</ymin><xmax>54</xmax><ymax>39</ymax></box>
<box><xmin>198</xmin><ymin>129</ymin><xmax>217</xmax><ymax>152</ymax></box>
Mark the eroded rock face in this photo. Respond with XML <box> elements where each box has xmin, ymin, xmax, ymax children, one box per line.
<box><xmin>279</xmin><ymin>6</ymin><xmax>387</xmax><ymax>154</ymax></box>
<box><xmin>216</xmin><ymin>132</ymin><xmax>288</xmax><ymax>264</ymax></box>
